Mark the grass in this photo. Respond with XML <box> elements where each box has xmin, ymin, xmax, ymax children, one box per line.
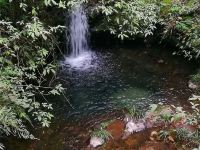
<box><xmin>91</xmin><ymin>128</ymin><xmax>112</xmax><ymax>141</ymax></box>
<box><xmin>191</xmin><ymin>71</ymin><xmax>200</xmax><ymax>83</ymax></box>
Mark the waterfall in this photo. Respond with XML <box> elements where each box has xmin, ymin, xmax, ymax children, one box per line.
<box><xmin>69</xmin><ymin>5</ymin><xmax>89</xmax><ymax>57</ymax></box>
<box><xmin>63</xmin><ymin>5</ymin><xmax>94</xmax><ymax>70</ymax></box>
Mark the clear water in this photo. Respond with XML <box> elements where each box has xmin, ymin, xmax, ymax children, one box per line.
<box><xmin>4</xmin><ymin>46</ymin><xmax>195</xmax><ymax>150</ymax></box>
<box><xmin>58</xmin><ymin>47</ymin><xmax>193</xmax><ymax>122</ymax></box>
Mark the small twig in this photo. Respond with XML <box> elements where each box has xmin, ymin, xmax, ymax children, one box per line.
<box><xmin>61</xmin><ymin>91</ymin><xmax>74</xmax><ymax>109</ymax></box>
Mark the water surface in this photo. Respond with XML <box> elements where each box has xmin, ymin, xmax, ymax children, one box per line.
<box><xmin>4</xmin><ymin>46</ymin><xmax>195</xmax><ymax>150</ymax></box>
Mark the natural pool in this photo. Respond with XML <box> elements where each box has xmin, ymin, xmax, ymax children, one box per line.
<box><xmin>4</xmin><ymin>46</ymin><xmax>196</xmax><ymax>150</ymax></box>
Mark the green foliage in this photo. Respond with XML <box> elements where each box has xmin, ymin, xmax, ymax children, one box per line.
<box><xmin>191</xmin><ymin>72</ymin><xmax>200</xmax><ymax>83</ymax></box>
<box><xmin>125</xmin><ymin>105</ymin><xmax>145</xmax><ymax>120</ymax></box>
<box><xmin>87</xmin><ymin>0</ymin><xmax>200</xmax><ymax>59</ymax></box>
<box><xmin>152</xmin><ymin>99</ymin><xmax>200</xmax><ymax>147</ymax></box>
<box><xmin>188</xmin><ymin>95</ymin><xmax>200</xmax><ymax>125</ymax></box>
<box><xmin>0</xmin><ymin>107</ymin><xmax>35</xmax><ymax>139</ymax></box>
<box><xmin>175</xmin><ymin>128</ymin><xmax>193</xmax><ymax>142</ymax></box>
<box><xmin>100</xmin><ymin>120</ymin><xmax>114</xmax><ymax>129</ymax></box>
<box><xmin>160</xmin><ymin>113</ymin><xmax>172</xmax><ymax>124</ymax></box>
<box><xmin>174</xmin><ymin>128</ymin><xmax>200</xmax><ymax>146</ymax></box>
<box><xmin>91</xmin><ymin>128</ymin><xmax>111</xmax><ymax>141</ymax></box>
<box><xmin>148</xmin><ymin>103</ymin><xmax>187</xmax><ymax>127</ymax></box>
<box><xmin>161</xmin><ymin>0</ymin><xmax>200</xmax><ymax>59</ymax></box>
<box><xmin>0</xmin><ymin>0</ymin><xmax>66</xmax><ymax>149</ymax></box>
<box><xmin>0</xmin><ymin>0</ymin><xmax>199</xmax><ymax>148</ymax></box>
<box><xmin>159</xmin><ymin>130</ymin><xmax>170</xmax><ymax>140</ymax></box>
<box><xmin>91</xmin><ymin>120</ymin><xmax>113</xmax><ymax>141</ymax></box>
<box><xmin>0</xmin><ymin>0</ymin><xmax>7</xmax><ymax>6</ymax></box>
<box><xmin>63</xmin><ymin>0</ymin><xmax>200</xmax><ymax>59</ymax></box>
<box><xmin>192</xmin><ymin>129</ymin><xmax>200</xmax><ymax>144</ymax></box>
<box><xmin>66</xmin><ymin>0</ymin><xmax>88</xmax><ymax>8</ymax></box>
<box><xmin>91</xmin><ymin>0</ymin><xmax>159</xmax><ymax>40</ymax></box>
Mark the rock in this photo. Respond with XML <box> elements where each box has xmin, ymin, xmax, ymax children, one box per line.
<box><xmin>124</xmin><ymin>114</ymin><xmax>132</xmax><ymax>123</ymax></box>
<box><xmin>158</xmin><ymin>59</ymin><xmax>164</xmax><ymax>64</ymax></box>
<box><xmin>89</xmin><ymin>136</ymin><xmax>104</xmax><ymax>148</ymax></box>
<box><xmin>126</xmin><ymin>121</ymin><xmax>145</xmax><ymax>132</ymax></box>
<box><xmin>145</xmin><ymin>117</ymin><xmax>154</xmax><ymax>128</ymax></box>
<box><xmin>123</xmin><ymin>120</ymin><xmax>146</xmax><ymax>139</ymax></box>
<box><xmin>188</xmin><ymin>80</ymin><xmax>198</xmax><ymax>90</ymax></box>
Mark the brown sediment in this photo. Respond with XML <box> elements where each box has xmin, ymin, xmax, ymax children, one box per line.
<box><xmin>106</xmin><ymin>120</ymin><xmax>125</xmax><ymax>140</ymax></box>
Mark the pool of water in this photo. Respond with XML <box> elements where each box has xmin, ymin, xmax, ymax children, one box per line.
<box><xmin>4</xmin><ymin>46</ymin><xmax>195</xmax><ymax>150</ymax></box>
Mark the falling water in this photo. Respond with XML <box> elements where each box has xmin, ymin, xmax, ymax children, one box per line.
<box><xmin>63</xmin><ymin>5</ymin><xmax>95</xmax><ymax>70</ymax></box>
<box><xmin>69</xmin><ymin>5</ymin><xmax>89</xmax><ymax>57</ymax></box>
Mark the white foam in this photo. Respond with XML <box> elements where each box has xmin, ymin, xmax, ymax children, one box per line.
<box><xmin>63</xmin><ymin>51</ymin><xmax>96</xmax><ymax>70</ymax></box>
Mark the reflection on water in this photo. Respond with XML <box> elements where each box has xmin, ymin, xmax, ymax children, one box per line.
<box><xmin>5</xmin><ymin>47</ymin><xmax>195</xmax><ymax>150</ymax></box>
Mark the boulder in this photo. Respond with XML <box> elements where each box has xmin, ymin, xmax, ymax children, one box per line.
<box><xmin>89</xmin><ymin>136</ymin><xmax>104</xmax><ymax>148</ymax></box>
<box><xmin>158</xmin><ymin>59</ymin><xmax>164</xmax><ymax>64</ymax></box>
<box><xmin>123</xmin><ymin>120</ymin><xmax>145</xmax><ymax>139</ymax></box>
<box><xmin>188</xmin><ymin>80</ymin><xmax>198</xmax><ymax>90</ymax></box>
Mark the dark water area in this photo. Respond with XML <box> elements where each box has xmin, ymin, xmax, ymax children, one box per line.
<box><xmin>4</xmin><ymin>45</ymin><xmax>196</xmax><ymax>150</ymax></box>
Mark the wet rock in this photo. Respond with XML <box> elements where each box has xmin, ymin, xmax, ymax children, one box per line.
<box><xmin>106</xmin><ymin>120</ymin><xmax>125</xmax><ymax>140</ymax></box>
<box><xmin>124</xmin><ymin>114</ymin><xmax>132</xmax><ymax>122</ymax></box>
<box><xmin>123</xmin><ymin>120</ymin><xmax>145</xmax><ymax>139</ymax></box>
<box><xmin>145</xmin><ymin>117</ymin><xmax>154</xmax><ymax>128</ymax></box>
<box><xmin>188</xmin><ymin>80</ymin><xmax>198</xmax><ymax>90</ymax></box>
<box><xmin>127</xmin><ymin>121</ymin><xmax>145</xmax><ymax>132</ymax></box>
<box><xmin>158</xmin><ymin>59</ymin><xmax>164</xmax><ymax>64</ymax></box>
<box><xmin>89</xmin><ymin>137</ymin><xmax>104</xmax><ymax>148</ymax></box>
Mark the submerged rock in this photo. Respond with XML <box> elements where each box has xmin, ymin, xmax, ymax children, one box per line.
<box><xmin>188</xmin><ymin>80</ymin><xmax>198</xmax><ymax>90</ymax></box>
<box><xmin>158</xmin><ymin>59</ymin><xmax>164</xmax><ymax>64</ymax></box>
<box><xmin>126</xmin><ymin>120</ymin><xmax>145</xmax><ymax>133</ymax></box>
<box><xmin>89</xmin><ymin>136</ymin><xmax>104</xmax><ymax>148</ymax></box>
<box><xmin>106</xmin><ymin>120</ymin><xmax>125</xmax><ymax>140</ymax></box>
<box><xmin>123</xmin><ymin>120</ymin><xmax>146</xmax><ymax>139</ymax></box>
